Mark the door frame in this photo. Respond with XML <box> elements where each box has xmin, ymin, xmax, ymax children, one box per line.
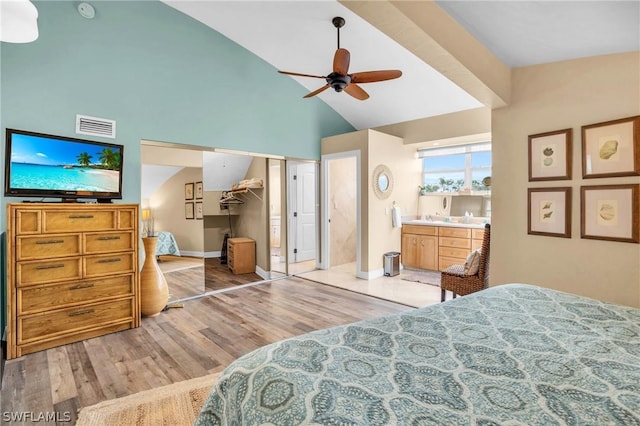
<box><xmin>286</xmin><ymin>160</ymin><xmax>319</xmax><ymax>267</ymax></box>
<box><xmin>320</xmin><ymin>150</ymin><xmax>362</xmax><ymax>277</ymax></box>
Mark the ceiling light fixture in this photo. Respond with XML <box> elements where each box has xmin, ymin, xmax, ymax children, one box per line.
<box><xmin>0</xmin><ymin>0</ymin><xmax>39</xmax><ymax>43</ymax></box>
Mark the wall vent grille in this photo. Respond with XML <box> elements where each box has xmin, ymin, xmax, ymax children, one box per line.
<box><xmin>76</xmin><ymin>114</ymin><xmax>116</xmax><ymax>138</ymax></box>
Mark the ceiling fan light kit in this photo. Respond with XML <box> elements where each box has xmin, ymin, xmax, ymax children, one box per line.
<box><xmin>278</xmin><ymin>16</ymin><xmax>402</xmax><ymax>101</ymax></box>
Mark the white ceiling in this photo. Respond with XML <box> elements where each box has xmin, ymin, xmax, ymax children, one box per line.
<box><xmin>165</xmin><ymin>0</ymin><xmax>639</xmax><ymax>130</ymax></box>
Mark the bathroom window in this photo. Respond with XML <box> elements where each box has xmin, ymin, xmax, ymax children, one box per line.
<box><xmin>419</xmin><ymin>142</ymin><xmax>491</xmax><ymax>193</ymax></box>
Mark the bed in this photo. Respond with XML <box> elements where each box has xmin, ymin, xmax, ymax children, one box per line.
<box><xmin>195</xmin><ymin>284</ymin><xmax>640</xmax><ymax>425</ymax></box>
<box><xmin>154</xmin><ymin>231</ymin><xmax>181</xmax><ymax>257</ymax></box>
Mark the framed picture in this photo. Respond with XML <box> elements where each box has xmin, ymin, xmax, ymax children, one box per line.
<box><xmin>528</xmin><ymin>128</ymin><xmax>572</xmax><ymax>181</ymax></box>
<box><xmin>185</xmin><ymin>202</ymin><xmax>194</xmax><ymax>220</ymax></box>
<box><xmin>185</xmin><ymin>182</ymin><xmax>194</xmax><ymax>200</ymax></box>
<box><xmin>581</xmin><ymin>184</ymin><xmax>639</xmax><ymax>243</ymax></box>
<box><xmin>195</xmin><ymin>181</ymin><xmax>203</xmax><ymax>199</ymax></box>
<box><xmin>195</xmin><ymin>201</ymin><xmax>203</xmax><ymax>219</ymax></box>
<box><xmin>582</xmin><ymin>115</ymin><xmax>640</xmax><ymax>178</ymax></box>
<box><xmin>528</xmin><ymin>187</ymin><xmax>572</xmax><ymax>238</ymax></box>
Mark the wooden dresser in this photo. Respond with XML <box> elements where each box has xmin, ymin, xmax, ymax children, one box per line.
<box><xmin>6</xmin><ymin>203</ymin><xmax>140</xmax><ymax>359</ymax></box>
<box><xmin>227</xmin><ymin>237</ymin><xmax>255</xmax><ymax>274</ymax></box>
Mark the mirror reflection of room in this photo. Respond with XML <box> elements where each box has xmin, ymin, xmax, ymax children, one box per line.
<box><xmin>141</xmin><ymin>143</ymin><xmax>267</xmax><ymax>302</ymax></box>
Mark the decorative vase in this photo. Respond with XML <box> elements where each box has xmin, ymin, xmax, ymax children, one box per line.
<box><xmin>140</xmin><ymin>236</ymin><xmax>169</xmax><ymax>317</ymax></box>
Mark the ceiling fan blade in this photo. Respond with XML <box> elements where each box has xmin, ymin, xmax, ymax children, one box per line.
<box><xmin>350</xmin><ymin>70</ymin><xmax>403</xmax><ymax>84</ymax></box>
<box><xmin>278</xmin><ymin>70</ymin><xmax>326</xmax><ymax>79</ymax></box>
<box><xmin>303</xmin><ymin>84</ymin><xmax>330</xmax><ymax>98</ymax></box>
<box><xmin>333</xmin><ymin>48</ymin><xmax>350</xmax><ymax>75</ymax></box>
<box><xmin>344</xmin><ymin>83</ymin><xmax>369</xmax><ymax>100</ymax></box>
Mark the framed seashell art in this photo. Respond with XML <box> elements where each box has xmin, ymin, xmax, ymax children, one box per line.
<box><xmin>582</xmin><ymin>116</ymin><xmax>640</xmax><ymax>178</ymax></box>
<box><xmin>528</xmin><ymin>187</ymin><xmax>572</xmax><ymax>238</ymax></box>
<box><xmin>581</xmin><ymin>184</ymin><xmax>639</xmax><ymax>243</ymax></box>
<box><xmin>528</xmin><ymin>128</ymin><xmax>572</xmax><ymax>181</ymax></box>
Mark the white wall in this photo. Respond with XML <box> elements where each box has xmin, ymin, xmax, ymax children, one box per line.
<box><xmin>492</xmin><ymin>52</ymin><xmax>640</xmax><ymax>307</ymax></box>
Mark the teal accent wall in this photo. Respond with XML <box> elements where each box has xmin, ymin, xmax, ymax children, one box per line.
<box><xmin>0</xmin><ymin>1</ymin><xmax>354</xmax><ymax>341</ymax></box>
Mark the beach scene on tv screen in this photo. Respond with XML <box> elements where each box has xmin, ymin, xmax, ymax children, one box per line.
<box><xmin>9</xmin><ymin>133</ymin><xmax>121</xmax><ymax>193</ymax></box>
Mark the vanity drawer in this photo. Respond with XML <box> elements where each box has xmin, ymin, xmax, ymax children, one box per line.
<box><xmin>439</xmin><ymin>256</ymin><xmax>464</xmax><ymax>271</ymax></box>
<box><xmin>17</xmin><ymin>298</ymin><xmax>134</xmax><ymax>344</ymax></box>
<box><xmin>472</xmin><ymin>229</ymin><xmax>485</xmax><ymax>240</ymax></box>
<box><xmin>439</xmin><ymin>237</ymin><xmax>471</xmax><ymax>249</ymax></box>
<box><xmin>439</xmin><ymin>246</ymin><xmax>469</xmax><ymax>259</ymax></box>
<box><xmin>439</xmin><ymin>227</ymin><xmax>471</xmax><ymax>238</ymax></box>
<box><xmin>17</xmin><ymin>258</ymin><xmax>82</xmax><ymax>287</ymax></box>
<box><xmin>18</xmin><ymin>274</ymin><xmax>135</xmax><ymax>315</ymax></box>
<box><xmin>85</xmin><ymin>231</ymin><xmax>135</xmax><ymax>254</ymax></box>
<box><xmin>84</xmin><ymin>252</ymin><xmax>135</xmax><ymax>278</ymax></box>
<box><xmin>43</xmin><ymin>210</ymin><xmax>117</xmax><ymax>233</ymax></box>
<box><xmin>402</xmin><ymin>225</ymin><xmax>437</xmax><ymax>236</ymax></box>
<box><xmin>16</xmin><ymin>234</ymin><xmax>81</xmax><ymax>261</ymax></box>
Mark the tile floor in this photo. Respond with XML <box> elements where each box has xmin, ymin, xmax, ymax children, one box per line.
<box><xmin>297</xmin><ymin>263</ymin><xmax>443</xmax><ymax>308</ymax></box>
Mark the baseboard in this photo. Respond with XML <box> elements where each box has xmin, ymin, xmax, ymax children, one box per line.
<box><xmin>203</xmin><ymin>251</ymin><xmax>221</xmax><ymax>258</ymax></box>
<box><xmin>179</xmin><ymin>250</ymin><xmax>205</xmax><ymax>258</ymax></box>
<box><xmin>255</xmin><ymin>265</ymin><xmax>269</xmax><ymax>280</ymax></box>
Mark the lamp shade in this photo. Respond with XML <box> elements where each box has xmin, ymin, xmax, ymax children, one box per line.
<box><xmin>1</xmin><ymin>0</ymin><xmax>39</xmax><ymax>43</ymax></box>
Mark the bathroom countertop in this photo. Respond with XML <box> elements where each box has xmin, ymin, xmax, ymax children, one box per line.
<box><xmin>402</xmin><ymin>219</ymin><xmax>487</xmax><ymax>229</ymax></box>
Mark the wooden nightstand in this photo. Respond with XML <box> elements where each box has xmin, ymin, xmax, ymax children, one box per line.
<box><xmin>227</xmin><ymin>237</ymin><xmax>256</xmax><ymax>274</ymax></box>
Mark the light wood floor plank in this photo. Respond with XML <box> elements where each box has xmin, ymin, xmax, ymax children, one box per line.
<box><xmin>1</xmin><ymin>278</ymin><xmax>411</xmax><ymax>418</ymax></box>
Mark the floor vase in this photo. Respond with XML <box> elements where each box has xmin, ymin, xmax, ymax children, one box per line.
<box><xmin>140</xmin><ymin>237</ymin><xmax>169</xmax><ymax>317</ymax></box>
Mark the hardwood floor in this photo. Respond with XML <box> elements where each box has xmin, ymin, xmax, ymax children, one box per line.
<box><xmin>204</xmin><ymin>257</ymin><xmax>262</xmax><ymax>291</ymax></box>
<box><xmin>0</xmin><ymin>278</ymin><xmax>412</xmax><ymax>423</ymax></box>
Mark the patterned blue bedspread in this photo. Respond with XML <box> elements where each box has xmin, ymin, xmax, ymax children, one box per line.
<box><xmin>155</xmin><ymin>231</ymin><xmax>180</xmax><ymax>256</ymax></box>
<box><xmin>195</xmin><ymin>284</ymin><xmax>640</xmax><ymax>425</ymax></box>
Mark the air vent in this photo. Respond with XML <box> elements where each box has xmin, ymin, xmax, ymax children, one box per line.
<box><xmin>76</xmin><ymin>114</ymin><xmax>116</xmax><ymax>138</ymax></box>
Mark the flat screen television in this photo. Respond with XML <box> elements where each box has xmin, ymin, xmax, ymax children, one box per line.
<box><xmin>4</xmin><ymin>128</ymin><xmax>124</xmax><ymax>202</ymax></box>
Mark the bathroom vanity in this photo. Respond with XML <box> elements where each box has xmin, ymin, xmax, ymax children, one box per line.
<box><xmin>401</xmin><ymin>221</ymin><xmax>486</xmax><ymax>271</ymax></box>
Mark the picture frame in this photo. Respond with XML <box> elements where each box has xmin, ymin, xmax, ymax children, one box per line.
<box><xmin>528</xmin><ymin>128</ymin><xmax>572</xmax><ymax>181</ymax></box>
<box><xmin>527</xmin><ymin>187</ymin><xmax>572</xmax><ymax>238</ymax></box>
<box><xmin>195</xmin><ymin>181</ymin><xmax>203</xmax><ymax>199</ymax></box>
<box><xmin>185</xmin><ymin>182</ymin><xmax>194</xmax><ymax>200</ymax></box>
<box><xmin>185</xmin><ymin>202</ymin><xmax>194</xmax><ymax>220</ymax></box>
<box><xmin>581</xmin><ymin>184</ymin><xmax>639</xmax><ymax>243</ymax></box>
<box><xmin>582</xmin><ymin>115</ymin><xmax>640</xmax><ymax>178</ymax></box>
<box><xmin>195</xmin><ymin>201</ymin><xmax>203</xmax><ymax>220</ymax></box>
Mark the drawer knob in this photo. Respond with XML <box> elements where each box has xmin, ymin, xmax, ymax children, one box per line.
<box><xmin>97</xmin><ymin>236</ymin><xmax>121</xmax><ymax>241</ymax></box>
<box><xmin>35</xmin><ymin>239</ymin><xmax>65</xmax><ymax>245</ymax></box>
<box><xmin>68</xmin><ymin>308</ymin><xmax>95</xmax><ymax>317</ymax></box>
<box><xmin>35</xmin><ymin>263</ymin><xmax>65</xmax><ymax>270</ymax></box>
<box><xmin>97</xmin><ymin>258</ymin><xmax>121</xmax><ymax>263</ymax></box>
<box><xmin>68</xmin><ymin>214</ymin><xmax>94</xmax><ymax>219</ymax></box>
<box><xmin>69</xmin><ymin>283</ymin><xmax>95</xmax><ymax>290</ymax></box>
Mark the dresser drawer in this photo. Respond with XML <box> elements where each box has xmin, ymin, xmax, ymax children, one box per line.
<box><xmin>85</xmin><ymin>231</ymin><xmax>135</xmax><ymax>254</ymax></box>
<box><xmin>17</xmin><ymin>258</ymin><xmax>82</xmax><ymax>287</ymax></box>
<box><xmin>17</xmin><ymin>298</ymin><xmax>134</xmax><ymax>344</ymax></box>
<box><xmin>84</xmin><ymin>252</ymin><xmax>135</xmax><ymax>278</ymax></box>
<box><xmin>439</xmin><ymin>237</ymin><xmax>471</xmax><ymax>249</ymax></box>
<box><xmin>439</xmin><ymin>246</ymin><xmax>469</xmax><ymax>259</ymax></box>
<box><xmin>16</xmin><ymin>234</ymin><xmax>81</xmax><ymax>261</ymax></box>
<box><xmin>18</xmin><ymin>274</ymin><xmax>135</xmax><ymax>315</ymax></box>
<box><xmin>43</xmin><ymin>210</ymin><xmax>117</xmax><ymax>233</ymax></box>
<box><xmin>14</xmin><ymin>210</ymin><xmax>41</xmax><ymax>235</ymax></box>
<box><xmin>439</xmin><ymin>227</ymin><xmax>471</xmax><ymax>238</ymax></box>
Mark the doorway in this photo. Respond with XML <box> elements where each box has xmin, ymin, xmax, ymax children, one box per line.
<box><xmin>319</xmin><ymin>150</ymin><xmax>361</xmax><ymax>277</ymax></box>
<box><xmin>286</xmin><ymin>161</ymin><xmax>319</xmax><ymax>274</ymax></box>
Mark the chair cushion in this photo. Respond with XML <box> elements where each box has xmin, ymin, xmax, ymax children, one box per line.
<box><xmin>463</xmin><ymin>249</ymin><xmax>481</xmax><ymax>275</ymax></box>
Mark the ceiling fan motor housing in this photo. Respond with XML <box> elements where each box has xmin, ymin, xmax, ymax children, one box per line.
<box><xmin>326</xmin><ymin>72</ymin><xmax>351</xmax><ymax>92</ymax></box>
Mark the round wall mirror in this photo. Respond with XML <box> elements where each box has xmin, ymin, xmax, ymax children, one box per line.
<box><xmin>372</xmin><ymin>164</ymin><xmax>394</xmax><ymax>199</ymax></box>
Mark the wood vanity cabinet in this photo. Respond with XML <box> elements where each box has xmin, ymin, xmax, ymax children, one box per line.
<box><xmin>401</xmin><ymin>225</ymin><xmax>438</xmax><ymax>270</ymax></box>
<box><xmin>6</xmin><ymin>203</ymin><xmax>140</xmax><ymax>359</ymax></box>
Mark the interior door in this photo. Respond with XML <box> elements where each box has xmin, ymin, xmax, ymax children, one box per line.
<box><xmin>288</xmin><ymin>161</ymin><xmax>317</xmax><ymax>263</ymax></box>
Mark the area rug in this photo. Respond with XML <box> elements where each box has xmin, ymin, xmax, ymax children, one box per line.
<box><xmin>75</xmin><ymin>372</ymin><xmax>219</xmax><ymax>426</ymax></box>
<box><xmin>401</xmin><ymin>270</ymin><xmax>441</xmax><ymax>287</ymax></box>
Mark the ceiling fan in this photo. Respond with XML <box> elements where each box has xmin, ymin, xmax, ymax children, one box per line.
<box><xmin>278</xmin><ymin>17</ymin><xmax>402</xmax><ymax>101</ymax></box>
